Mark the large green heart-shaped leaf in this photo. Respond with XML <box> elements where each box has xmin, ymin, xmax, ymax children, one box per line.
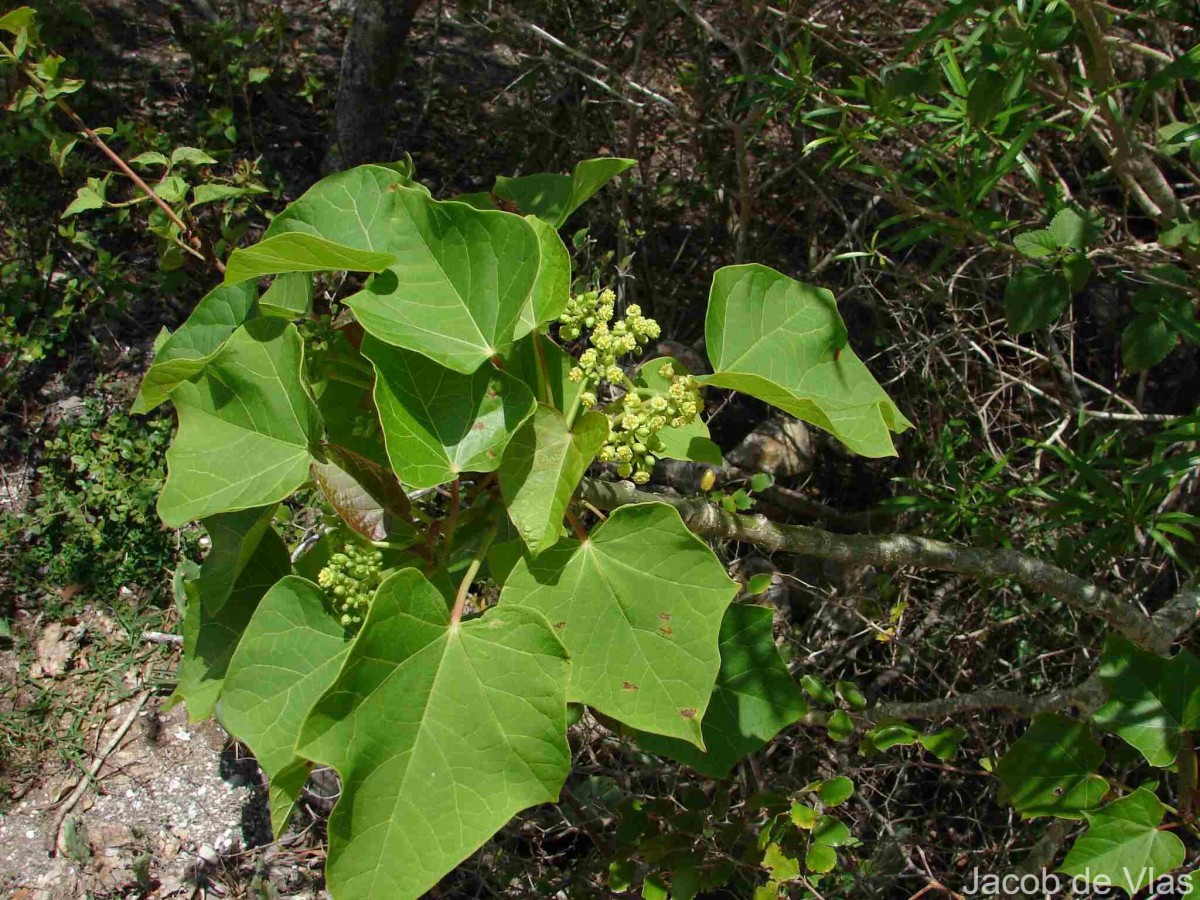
<box><xmin>493</xmin><ymin>157</ymin><xmax>636</xmax><ymax>228</ymax></box>
<box><xmin>996</xmin><ymin>713</ymin><xmax>1108</xmax><ymax>819</ymax></box>
<box><xmin>221</xmin><ymin>576</ymin><xmax>351</xmax><ymax>836</ymax></box>
<box><xmin>636</xmin><ymin>357</ymin><xmax>723</xmax><ymax>466</ymax></box>
<box><xmin>701</xmin><ymin>265</ymin><xmax>911</xmax><ymax>458</ymax></box>
<box><xmin>501</xmin><ymin>502</ymin><xmax>737</xmax><ymax>746</ymax></box>
<box><xmin>171</xmin><ymin>506</ymin><xmax>290</xmax><ymax>721</ymax></box>
<box><xmin>296</xmin><ymin>569</ymin><xmax>571</xmax><ymax>900</ymax></box>
<box><xmin>1060</xmin><ymin>788</ymin><xmax>1186</xmax><ymax>894</ymax></box>
<box><xmin>363</xmin><ymin>336</ymin><xmax>536</xmax><ymax>488</ymax></box>
<box><xmin>225</xmin><ymin>232</ymin><xmax>397</xmax><ymax>284</ymax></box>
<box><xmin>131</xmin><ymin>280</ymin><xmax>257</xmax><ymax>414</ymax></box>
<box><xmin>637</xmin><ymin>603</ymin><xmax>807</xmax><ymax>777</ymax></box>
<box><xmin>346</xmin><ymin>188</ymin><xmax>541</xmax><ymax>373</ymax></box>
<box><xmin>1092</xmin><ymin>635</ymin><xmax>1200</xmax><ymax>768</ymax></box>
<box><xmin>498</xmin><ymin>405</ymin><xmax>608</xmax><ymax>555</ymax></box>
<box><xmin>234</xmin><ymin>166</ymin><xmax>544</xmax><ymax>372</ymax></box>
<box><xmin>158</xmin><ymin>318</ymin><xmax>322</xmax><ymax>526</ymax></box>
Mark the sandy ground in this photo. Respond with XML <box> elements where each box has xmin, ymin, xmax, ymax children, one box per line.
<box><xmin>0</xmin><ymin>698</ymin><xmax>268</xmax><ymax>898</ymax></box>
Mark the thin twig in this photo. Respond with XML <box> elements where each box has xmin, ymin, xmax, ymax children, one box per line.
<box><xmin>141</xmin><ymin>630</ymin><xmax>183</xmax><ymax>646</ymax></box>
<box><xmin>3</xmin><ymin>41</ymin><xmax>224</xmax><ymax>273</ymax></box>
<box><xmin>51</xmin><ymin>690</ymin><xmax>151</xmax><ymax>855</ymax></box>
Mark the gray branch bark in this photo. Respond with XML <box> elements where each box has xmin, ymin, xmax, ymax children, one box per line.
<box><xmin>578</xmin><ymin>478</ymin><xmax>1176</xmax><ymax>651</ymax></box>
<box><xmin>335</xmin><ymin>0</ymin><xmax>424</xmax><ymax>167</ymax></box>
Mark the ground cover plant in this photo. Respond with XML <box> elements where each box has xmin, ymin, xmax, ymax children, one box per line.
<box><xmin>1</xmin><ymin>1</ymin><xmax>1199</xmax><ymax>898</ymax></box>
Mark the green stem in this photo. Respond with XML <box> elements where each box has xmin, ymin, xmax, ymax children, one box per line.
<box><xmin>439</xmin><ymin>478</ymin><xmax>461</xmax><ymax>565</ymax></box>
<box><xmin>449</xmin><ymin>519</ymin><xmax>499</xmax><ymax>627</ymax></box>
<box><xmin>531</xmin><ymin>328</ymin><xmax>552</xmax><ymax>406</ymax></box>
<box><xmin>564</xmin><ymin>375</ymin><xmax>592</xmax><ymax>428</ymax></box>
<box><xmin>1180</xmin><ymin>733</ymin><xmax>1197</xmax><ymax>823</ymax></box>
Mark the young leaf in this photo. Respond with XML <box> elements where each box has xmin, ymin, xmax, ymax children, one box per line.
<box><xmin>363</xmin><ymin>336</ymin><xmax>536</xmax><ymax>489</ymax></box>
<box><xmin>1013</xmin><ymin>228</ymin><xmax>1057</xmax><ymax>259</ymax></box>
<box><xmin>1048</xmin><ymin>208</ymin><xmax>1099</xmax><ymax>250</ymax></box>
<box><xmin>701</xmin><ymin>265</ymin><xmax>911</xmax><ymax>458</ymax></box>
<box><xmin>0</xmin><ymin>7</ymin><xmax>37</xmax><ymax>33</ymax></box>
<box><xmin>826</xmin><ymin>709</ymin><xmax>853</xmax><ymax>741</ymax></box>
<box><xmin>225</xmin><ymin>232</ymin><xmax>397</xmax><ymax>284</ymax></box>
<box><xmin>805</xmin><ymin>843</ymin><xmax>837</xmax><ymax>874</ymax></box>
<box><xmin>919</xmin><ymin>726</ymin><xmax>967</xmax><ymax>761</ymax></box>
<box><xmin>129</xmin><ymin>150</ymin><xmax>171</xmax><ymax>169</ymax></box>
<box><xmin>966</xmin><ymin>68</ymin><xmax>1006</xmax><ymax>128</ymax></box>
<box><xmin>995</xmin><ymin>713</ymin><xmax>1108</xmax><ymax>819</ymax></box>
<box><xmin>836</xmin><ymin>680</ymin><xmax>867</xmax><ymax>711</ymax></box>
<box><xmin>1122</xmin><ymin>313</ymin><xmax>1178</xmax><ymax>373</ymax></box>
<box><xmin>812</xmin><ymin>815</ymin><xmax>852</xmax><ymax>847</ymax></box>
<box><xmin>635</xmin><ymin>604</ymin><xmax>807</xmax><ymax>777</ymax></box>
<box><xmin>817</xmin><ymin>776</ymin><xmax>854</xmax><ymax>807</ymax></box>
<box><xmin>493</xmin><ymin>157</ymin><xmax>636</xmax><ymax>228</ymax></box>
<box><xmin>1091</xmin><ymin>635</ymin><xmax>1200</xmax><ymax>768</ymax></box>
<box><xmin>171</xmin><ymin>506</ymin><xmax>290</xmax><ymax>721</ymax></box>
<box><xmin>501</xmin><ymin>502</ymin><xmax>737</xmax><ymax>746</ymax></box>
<box><xmin>869</xmin><ymin>722</ymin><xmax>919</xmax><ymax>750</ymax></box>
<box><xmin>745</xmin><ymin>573</ymin><xmax>773</xmax><ymax>595</ymax></box>
<box><xmin>1059</xmin><ymin>788</ymin><xmax>1186</xmax><ymax>894</ymax></box>
<box><xmin>131</xmin><ymin>280</ymin><xmax>257</xmax><ymax>414</ymax></box>
<box><xmin>171</xmin><ymin>146</ymin><xmax>218</xmax><ymax>166</ymax></box>
<box><xmin>635</xmin><ymin>357</ymin><xmax>723</xmax><ymax>466</ymax></box>
<box><xmin>296</xmin><ymin>569</ymin><xmax>571</xmax><ymax>900</ymax></box>
<box><xmin>220</xmin><ymin>576</ymin><xmax>351</xmax><ymax>836</ymax></box>
<box><xmin>791</xmin><ymin>803</ymin><xmax>818</xmax><ymax>829</ymax></box>
<box><xmin>498</xmin><ymin>406</ymin><xmax>608</xmax><ymax>555</ymax></box>
<box><xmin>158</xmin><ymin>319</ymin><xmax>322</xmax><ymax>526</ymax></box>
<box><xmin>1004</xmin><ymin>266</ymin><xmax>1070</xmax><ymax>334</ymax></box>
<box><xmin>62</xmin><ymin>181</ymin><xmax>106</xmax><ymax>217</ymax></box>
<box><xmin>800</xmin><ymin>675</ymin><xmax>836</xmax><ymax>705</ymax></box>
<box><xmin>762</xmin><ymin>843</ymin><xmax>799</xmax><ymax>882</ymax></box>
<box><xmin>311</xmin><ymin>444</ymin><xmax>415</xmax><ymax>545</ymax></box>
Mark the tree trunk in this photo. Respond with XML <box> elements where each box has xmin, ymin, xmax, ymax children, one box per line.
<box><xmin>334</xmin><ymin>0</ymin><xmax>424</xmax><ymax>167</ymax></box>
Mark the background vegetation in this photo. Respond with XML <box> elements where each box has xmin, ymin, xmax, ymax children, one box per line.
<box><xmin>1</xmin><ymin>0</ymin><xmax>1198</xmax><ymax>897</ymax></box>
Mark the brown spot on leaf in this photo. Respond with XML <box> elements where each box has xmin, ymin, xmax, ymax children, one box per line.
<box><xmin>658</xmin><ymin>612</ymin><xmax>672</xmax><ymax>622</ymax></box>
<box><xmin>472</xmin><ymin>421</ymin><xmax>488</xmax><ymax>431</ymax></box>
<box><xmin>622</xmin><ymin>681</ymin><xmax>639</xmax><ymax>692</ymax></box>
<box><xmin>553</xmin><ymin>621</ymin><xmax>567</xmax><ymax>631</ymax></box>
<box><xmin>679</xmin><ymin>708</ymin><xmax>697</xmax><ymax>719</ymax></box>
<box><xmin>658</xmin><ymin>625</ymin><xmax>673</xmax><ymax>637</ymax></box>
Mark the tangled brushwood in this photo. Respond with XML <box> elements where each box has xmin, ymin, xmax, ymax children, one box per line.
<box><xmin>5</xmin><ymin>1</ymin><xmax>1199</xmax><ymax>896</ymax></box>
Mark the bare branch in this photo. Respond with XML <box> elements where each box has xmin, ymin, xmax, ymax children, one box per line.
<box><xmin>1151</xmin><ymin>581</ymin><xmax>1200</xmax><ymax>652</ymax></box>
<box><xmin>578</xmin><ymin>478</ymin><xmax>1172</xmax><ymax>650</ymax></box>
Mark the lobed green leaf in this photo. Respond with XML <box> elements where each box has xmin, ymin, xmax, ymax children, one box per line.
<box><xmin>296</xmin><ymin>569</ymin><xmax>571</xmax><ymax>900</ymax></box>
<box><xmin>501</xmin><ymin>502</ymin><xmax>737</xmax><ymax>746</ymax></box>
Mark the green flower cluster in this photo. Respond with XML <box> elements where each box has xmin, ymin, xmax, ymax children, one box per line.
<box><xmin>600</xmin><ymin>362</ymin><xmax>704</xmax><ymax>484</ymax></box>
<box><xmin>317</xmin><ymin>538</ymin><xmax>384</xmax><ymax>627</ymax></box>
<box><xmin>562</xmin><ymin>289</ymin><xmax>660</xmax><ymax>405</ymax></box>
